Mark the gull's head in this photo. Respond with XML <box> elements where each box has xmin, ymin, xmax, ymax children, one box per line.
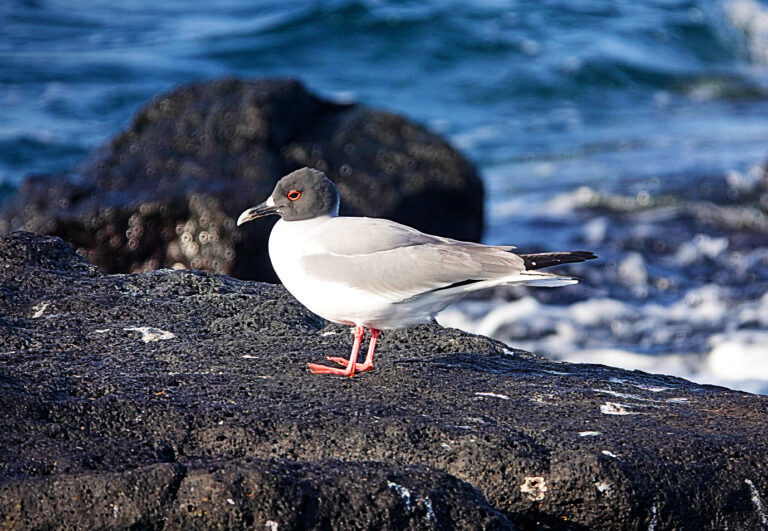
<box><xmin>237</xmin><ymin>167</ymin><xmax>340</xmax><ymax>226</ymax></box>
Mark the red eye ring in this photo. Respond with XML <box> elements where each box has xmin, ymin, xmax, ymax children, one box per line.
<box><xmin>287</xmin><ymin>189</ymin><xmax>301</xmax><ymax>201</ymax></box>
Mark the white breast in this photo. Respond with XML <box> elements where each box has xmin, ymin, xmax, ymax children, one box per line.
<box><xmin>268</xmin><ymin>217</ymin><xmax>414</xmax><ymax>328</ymax></box>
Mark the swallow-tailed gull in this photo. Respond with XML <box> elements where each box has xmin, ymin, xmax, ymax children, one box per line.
<box><xmin>237</xmin><ymin>167</ymin><xmax>596</xmax><ymax>377</ymax></box>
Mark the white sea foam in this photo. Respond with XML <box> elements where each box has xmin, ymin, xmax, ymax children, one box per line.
<box><xmin>542</xmin><ymin>186</ymin><xmax>597</xmax><ymax>215</ymax></box>
<box><xmin>706</xmin><ymin>331</ymin><xmax>768</xmax><ymax>381</ymax></box>
<box><xmin>725</xmin><ymin>165</ymin><xmax>765</xmax><ymax>193</ymax></box>
<box><xmin>674</xmin><ymin>234</ymin><xmax>729</xmax><ymax>266</ymax></box>
<box><xmin>725</xmin><ymin>0</ymin><xmax>768</xmax><ymax>63</ymax></box>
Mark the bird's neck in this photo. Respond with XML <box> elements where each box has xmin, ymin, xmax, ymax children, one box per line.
<box><xmin>269</xmin><ymin>215</ymin><xmax>335</xmax><ymax>261</ymax></box>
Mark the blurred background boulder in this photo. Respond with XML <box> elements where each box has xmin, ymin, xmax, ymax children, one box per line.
<box><xmin>0</xmin><ymin>78</ymin><xmax>483</xmax><ymax>281</ymax></box>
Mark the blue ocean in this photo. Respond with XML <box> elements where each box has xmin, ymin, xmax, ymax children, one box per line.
<box><xmin>2</xmin><ymin>0</ymin><xmax>767</xmax><ymax>392</ymax></box>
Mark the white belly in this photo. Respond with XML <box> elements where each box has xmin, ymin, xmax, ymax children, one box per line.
<box><xmin>268</xmin><ymin>217</ymin><xmax>430</xmax><ymax>329</ymax></box>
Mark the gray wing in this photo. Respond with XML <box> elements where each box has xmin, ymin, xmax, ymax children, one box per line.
<box><xmin>314</xmin><ymin>217</ymin><xmax>514</xmax><ymax>255</ymax></box>
<box><xmin>302</xmin><ymin>217</ymin><xmax>524</xmax><ymax>301</ymax></box>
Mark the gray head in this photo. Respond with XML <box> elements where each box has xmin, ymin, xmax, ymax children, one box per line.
<box><xmin>237</xmin><ymin>167</ymin><xmax>340</xmax><ymax>225</ymax></box>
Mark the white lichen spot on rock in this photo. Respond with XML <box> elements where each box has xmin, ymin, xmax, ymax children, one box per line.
<box><xmin>609</xmin><ymin>377</ymin><xmax>674</xmax><ymax>393</ymax></box>
<box><xmin>579</xmin><ymin>431</ymin><xmax>601</xmax><ymax>437</ymax></box>
<box><xmin>596</xmin><ymin>389</ymin><xmax>692</xmax><ymax>408</ymax></box>
<box><xmin>475</xmin><ymin>392</ymin><xmax>510</xmax><ymax>400</ymax></box>
<box><xmin>649</xmin><ymin>502</ymin><xmax>659</xmax><ymax>531</ymax></box>
<box><xmin>665</xmin><ymin>397</ymin><xmax>689</xmax><ymax>403</ymax></box>
<box><xmin>520</xmin><ymin>476</ymin><xmax>547</xmax><ymax>501</ymax></box>
<box><xmin>634</xmin><ymin>384</ymin><xmax>672</xmax><ymax>392</ymax></box>
<box><xmin>745</xmin><ymin>478</ymin><xmax>768</xmax><ymax>526</ymax></box>
<box><xmin>423</xmin><ymin>496</ymin><xmax>435</xmax><ymax>522</ymax></box>
<box><xmin>595</xmin><ymin>482</ymin><xmax>611</xmax><ymax>493</ymax></box>
<box><xmin>124</xmin><ymin>327</ymin><xmax>176</xmax><ymax>343</ymax></box>
<box><xmin>265</xmin><ymin>521</ymin><xmax>279</xmax><ymax>531</ymax></box>
<box><xmin>593</xmin><ymin>388</ymin><xmax>647</xmax><ymax>401</ymax></box>
<box><xmin>31</xmin><ymin>302</ymin><xmax>49</xmax><ymax>318</ymax></box>
<box><xmin>387</xmin><ymin>481</ymin><xmax>412</xmax><ymax>511</ymax></box>
<box><xmin>600</xmin><ymin>402</ymin><xmax>635</xmax><ymax>415</ymax></box>
<box><xmin>386</xmin><ymin>481</ymin><xmax>435</xmax><ymax>520</ymax></box>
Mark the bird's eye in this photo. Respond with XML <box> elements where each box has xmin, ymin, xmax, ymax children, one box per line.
<box><xmin>287</xmin><ymin>190</ymin><xmax>301</xmax><ymax>201</ymax></box>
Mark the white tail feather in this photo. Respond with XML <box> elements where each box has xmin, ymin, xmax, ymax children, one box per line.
<box><xmin>446</xmin><ymin>272</ymin><xmax>578</xmax><ymax>295</ymax></box>
<box><xmin>518</xmin><ymin>277</ymin><xmax>578</xmax><ymax>287</ymax></box>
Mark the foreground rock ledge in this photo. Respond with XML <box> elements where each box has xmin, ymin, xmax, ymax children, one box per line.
<box><xmin>1</xmin><ymin>232</ymin><xmax>767</xmax><ymax>530</ymax></box>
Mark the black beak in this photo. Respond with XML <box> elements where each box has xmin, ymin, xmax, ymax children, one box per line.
<box><xmin>236</xmin><ymin>202</ymin><xmax>279</xmax><ymax>226</ymax></box>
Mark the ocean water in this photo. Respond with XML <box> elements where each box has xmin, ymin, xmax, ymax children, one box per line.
<box><xmin>1</xmin><ymin>0</ymin><xmax>767</xmax><ymax>392</ymax></box>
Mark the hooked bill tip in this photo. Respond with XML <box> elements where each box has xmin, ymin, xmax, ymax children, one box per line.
<box><xmin>236</xmin><ymin>208</ymin><xmax>258</xmax><ymax>226</ymax></box>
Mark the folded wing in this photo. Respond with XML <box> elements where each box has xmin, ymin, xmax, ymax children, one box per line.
<box><xmin>301</xmin><ymin>217</ymin><xmax>526</xmax><ymax>302</ymax></box>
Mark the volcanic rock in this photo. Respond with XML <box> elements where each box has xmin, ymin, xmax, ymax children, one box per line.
<box><xmin>1</xmin><ymin>232</ymin><xmax>768</xmax><ymax>530</ymax></box>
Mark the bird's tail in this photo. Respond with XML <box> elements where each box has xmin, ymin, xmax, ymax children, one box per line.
<box><xmin>519</xmin><ymin>251</ymin><xmax>597</xmax><ymax>271</ymax></box>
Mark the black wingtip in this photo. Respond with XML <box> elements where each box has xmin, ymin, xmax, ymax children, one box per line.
<box><xmin>521</xmin><ymin>251</ymin><xmax>597</xmax><ymax>270</ymax></box>
<box><xmin>571</xmin><ymin>250</ymin><xmax>598</xmax><ymax>261</ymax></box>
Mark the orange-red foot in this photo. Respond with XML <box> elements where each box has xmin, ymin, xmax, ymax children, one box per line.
<box><xmin>325</xmin><ymin>357</ymin><xmax>374</xmax><ymax>372</ymax></box>
<box><xmin>307</xmin><ymin>325</ymin><xmax>379</xmax><ymax>377</ymax></box>
<box><xmin>307</xmin><ymin>362</ymin><xmax>357</xmax><ymax>376</ymax></box>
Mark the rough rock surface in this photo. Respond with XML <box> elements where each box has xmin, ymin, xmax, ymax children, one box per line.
<box><xmin>0</xmin><ymin>78</ymin><xmax>483</xmax><ymax>282</ymax></box>
<box><xmin>2</xmin><ymin>232</ymin><xmax>768</xmax><ymax>530</ymax></box>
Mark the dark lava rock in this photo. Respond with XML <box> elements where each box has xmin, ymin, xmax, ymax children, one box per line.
<box><xmin>2</xmin><ymin>232</ymin><xmax>768</xmax><ymax>530</ymax></box>
<box><xmin>0</xmin><ymin>78</ymin><xmax>483</xmax><ymax>282</ymax></box>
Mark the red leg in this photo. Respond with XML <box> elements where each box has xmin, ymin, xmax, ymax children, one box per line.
<box><xmin>308</xmin><ymin>325</ymin><xmax>365</xmax><ymax>377</ymax></box>
<box><xmin>358</xmin><ymin>328</ymin><xmax>379</xmax><ymax>371</ymax></box>
<box><xmin>326</xmin><ymin>328</ymin><xmax>379</xmax><ymax>373</ymax></box>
